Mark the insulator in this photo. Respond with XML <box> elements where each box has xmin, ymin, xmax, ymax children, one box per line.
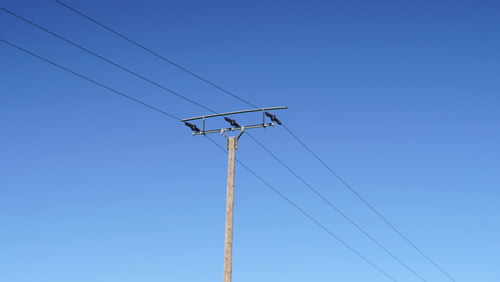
<box><xmin>224</xmin><ymin>117</ymin><xmax>240</xmax><ymax>127</ymax></box>
<box><xmin>264</xmin><ymin>112</ymin><xmax>282</xmax><ymax>125</ymax></box>
<box><xmin>184</xmin><ymin>122</ymin><xmax>201</xmax><ymax>132</ymax></box>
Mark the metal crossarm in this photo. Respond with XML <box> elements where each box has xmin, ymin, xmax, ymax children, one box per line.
<box><xmin>180</xmin><ymin>106</ymin><xmax>287</xmax><ymax>122</ymax></box>
<box><xmin>192</xmin><ymin>123</ymin><xmax>274</xmax><ymax>135</ymax></box>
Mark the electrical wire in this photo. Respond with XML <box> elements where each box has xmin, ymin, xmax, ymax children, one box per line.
<box><xmin>204</xmin><ymin>135</ymin><xmax>397</xmax><ymax>282</ymax></box>
<box><xmin>0</xmin><ymin>7</ymin><xmax>218</xmax><ymax>115</ymax></box>
<box><xmin>1</xmin><ymin>20</ymin><xmax>419</xmax><ymax>276</ymax></box>
<box><xmin>49</xmin><ymin>2</ymin><xmax>456</xmax><ymax>279</ymax></box>
<box><xmin>3</xmin><ymin>9</ymin><xmax>427</xmax><ymax>278</ymax></box>
<box><xmin>0</xmin><ymin>38</ymin><xmax>180</xmax><ymax>121</ymax></box>
<box><xmin>281</xmin><ymin>124</ymin><xmax>457</xmax><ymax>282</ymax></box>
<box><xmin>1</xmin><ymin>37</ymin><xmax>398</xmax><ymax>281</ymax></box>
<box><xmin>43</xmin><ymin>0</ymin><xmax>455</xmax><ymax>281</ymax></box>
<box><xmin>52</xmin><ymin>0</ymin><xmax>260</xmax><ymax>109</ymax></box>
<box><xmin>246</xmin><ymin>132</ymin><xmax>427</xmax><ymax>282</ymax></box>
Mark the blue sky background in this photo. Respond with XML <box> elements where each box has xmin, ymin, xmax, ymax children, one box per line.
<box><xmin>1</xmin><ymin>0</ymin><xmax>499</xmax><ymax>281</ymax></box>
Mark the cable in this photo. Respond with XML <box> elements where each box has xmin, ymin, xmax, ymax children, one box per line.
<box><xmin>0</xmin><ymin>38</ymin><xmax>180</xmax><ymax>121</ymax></box>
<box><xmin>281</xmin><ymin>124</ymin><xmax>457</xmax><ymax>282</ymax></box>
<box><xmin>49</xmin><ymin>2</ymin><xmax>455</xmax><ymax>278</ymax></box>
<box><xmin>1</xmin><ymin>36</ymin><xmax>398</xmax><ymax>281</ymax></box>
<box><xmin>52</xmin><ymin>0</ymin><xmax>260</xmax><ymax>109</ymax></box>
<box><xmin>42</xmin><ymin>2</ymin><xmax>455</xmax><ymax>279</ymax></box>
<box><xmin>246</xmin><ymin>132</ymin><xmax>427</xmax><ymax>282</ymax></box>
<box><xmin>0</xmin><ymin>7</ymin><xmax>218</xmax><ymax>115</ymax></box>
<box><xmin>204</xmin><ymin>135</ymin><xmax>397</xmax><ymax>282</ymax></box>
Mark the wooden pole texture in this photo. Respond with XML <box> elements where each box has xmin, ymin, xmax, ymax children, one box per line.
<box><xmin>223</xmin><ymin>137</ymin><xmax>237</xmax><ymax>282</ymax></box>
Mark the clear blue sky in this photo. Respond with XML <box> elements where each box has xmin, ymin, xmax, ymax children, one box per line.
<box><xmin>1</xmin><ymin>0</ymin><xmax>499</xmax><ymax>281</ymax></box>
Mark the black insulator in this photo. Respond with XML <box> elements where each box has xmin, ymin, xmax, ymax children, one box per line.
<box><xmin>264</xmin><ymin>112</ymin><xmax>282</xmax><ymax>125</ymax></box>
<box><xmin>184</xmin><ymin>122</ymin><xmax>201</xmax><ymax>132</ymax></box>
<box><xmin>224</xmin><ymin>117</ymin><xmax>240</xmax><ymax>127</ymax></box>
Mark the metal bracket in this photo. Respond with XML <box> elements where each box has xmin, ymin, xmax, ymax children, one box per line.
<box><xmin>221</xmin><ymin>125</ymin><xmax>246</xmax><ymax>145</ymax></box>
<box><xmin>236</xmin><ymin>126</ymin><xmax>245</xmax><ymax>140</ymax></box>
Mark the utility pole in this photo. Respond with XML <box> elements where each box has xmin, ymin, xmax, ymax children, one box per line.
<box><xmin>181</xmin><ymin>106</ymin><xmax>286</xmax><ymax>282</ymax></box>
<box><xmin>223</xmin><ymin>136</ymin><xmax>236</xmax><ymax>282</ymax></box>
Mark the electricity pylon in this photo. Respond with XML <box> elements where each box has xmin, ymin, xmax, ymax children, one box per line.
<box><xmin>181</xmin><ymin>106</ymin><xmax>286</xmax><ymax>282</ymax></box>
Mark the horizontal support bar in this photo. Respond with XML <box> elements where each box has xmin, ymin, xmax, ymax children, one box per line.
<box><xmin>181</xmin><ymin>106</ymin><xmax>287</xmax><ymax>122</ymax></box>
<box><xmin>193</xmin><ymin>123</ymin><xmax>274</xmax><ymax>135</ymax></box>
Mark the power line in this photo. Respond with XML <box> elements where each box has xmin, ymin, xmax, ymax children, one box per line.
<box><xmin>7</xmin><ymin>4</ymin><xmax>425</xmax><ymax>275</ymax></box>
<box><xmin>43</xmin><ymin>2</ymin><xmax>455</xmax><ymax>279</ymax></box>
<box><xmin>49</xmin><ymin>2</ymin><xmax>454</xmax><ymax>280</ymax></box>
<box><xmin>281</xmin><ymin>124</ymin><xmax>457</xmax><ymax>281</ymax></box>
<box><xmin>0</xmin><ymin>6</ymin><xmax>218</xmax><ymax>115</ymax></box>
<box><xmin>0</xmin><ymin>38</ymin><xmax>180</xmax><ymax>121</ymax></box>
<box><xmin>204</xmin><ymin>135</ymin><xmax>398</xmax><ymax>282</ymax></box>
<box><xmin>1</xmin><ymin>37</ymin><xmax>398</xmax><ymax>281</ymax></box>
<box><xmin>246</xmin><ymin>132</ymin><xmax>427</xmax><ymax>282</ymax></box>
<box><xmin>52</xmin><ymin>0</ymin><xmax>260</xmax><ymax>109</ymax></box>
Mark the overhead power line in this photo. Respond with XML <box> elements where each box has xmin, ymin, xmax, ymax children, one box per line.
<box><xmin>1</xmin><ymin>37</ymin><xmax>397</xmax><ymax>281</ymax></box>
<box><xmin>0</xmin><ymin>7</ymin><xmax>218</xmax><ymax>115</ymax></box>
<box><xmin>52</xmin><ymin>0</ymin><xmax>260</xmax><ymax>109</ymax></box>
<box><xmin>0</xmin><ymin>38</ymin><xmax>179</xmax><ymax>121</ymax></box>
<box><xmin>281</xmin><ymin>124</ymin><xmax>456</xmax><ymax>282</ymax></box>
<box><xmin>204</xmin><ymin>135</ymin><xmax>397</xmax><ymax>282</ymax></box>
<box><xmin>246</xmin><ymin>132</ymin><xmax>427</xmax><ymax>282</ymax></box>
<box><xmin>49</xmin><ymin>2</ymin><xmax>454</xmax><ymax>280</ymax></box>
<box><xmin>6</xmin><ymin>6</ymin><xmax>426</xmax><ymax>278</ymax></box>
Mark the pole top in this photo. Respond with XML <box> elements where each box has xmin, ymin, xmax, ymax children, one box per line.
<box><xmin>182</xmin><ymin>106</ymin><xmax>287</xmax><ymax>136</ymax></box>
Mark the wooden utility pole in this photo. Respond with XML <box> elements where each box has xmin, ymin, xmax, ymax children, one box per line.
<box><xmin>223</xmin><ymin>136</ymin><xmax>237</xmax><ymax>282</ymax></box>
<box><xmin>181</xmin><ymin>106</ymin><xmax>286</xmax><ymax>282</ymax></box>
